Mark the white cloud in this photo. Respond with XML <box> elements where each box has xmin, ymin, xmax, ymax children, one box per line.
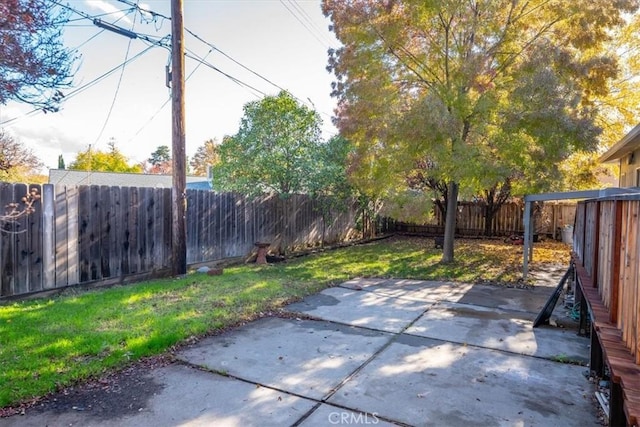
<box><xmin>85</xmin><ymin>0</ymin><xmax>132</xmax><ymax>25</ymax></box>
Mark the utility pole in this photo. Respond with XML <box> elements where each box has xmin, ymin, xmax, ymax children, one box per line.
<box><xmin>171</xmin><ymin>0</ymin><xmax>187</xmax><ymax>275</ymax></box>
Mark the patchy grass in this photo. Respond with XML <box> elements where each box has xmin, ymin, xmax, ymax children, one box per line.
<box><xmin>0</xmin><ymin>235</ymin><xmax>570</xmax><ymax>408</ymax></box>
<box><xmin>277</xmin><ymin>236</ymin><xmax>570</xmax><ymax>284</ymax></box>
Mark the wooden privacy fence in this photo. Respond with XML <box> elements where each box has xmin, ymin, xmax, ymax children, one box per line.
<box><xmin>0</xmin><ymin>183</ymin><xmax>360</xmax><ymax>298</ymax></box>
<box><xmin>572</xmin><ymin>193</ymin><xmax>640</xmax><ymax>425</ymax></box>
<box><xmin>383</xmin><ymin>201</ymin><xmax>576</xmax><ymax>237</ymax></box>
<box><xmin>574</xmin><ymin>194</ymin><xmax>640</xmax><ymax>360</ymax></box>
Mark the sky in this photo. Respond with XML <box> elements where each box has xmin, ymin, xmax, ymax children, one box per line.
<box><xmin>0</xmin><ymin>0</ymin><xmax>341</xmax><ymax>173</ymax></box>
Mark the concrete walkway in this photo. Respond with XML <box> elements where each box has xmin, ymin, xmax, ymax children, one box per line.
<box><xmin>0</xmin><ymin>278</ymin><xmax>597</xmax><ymax>427</ymax></box>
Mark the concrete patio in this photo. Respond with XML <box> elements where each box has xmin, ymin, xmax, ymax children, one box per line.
<box><xmin>0</xmin><ymin>277</ymin><xmax>598</xmax><ymax>426</ymax></box>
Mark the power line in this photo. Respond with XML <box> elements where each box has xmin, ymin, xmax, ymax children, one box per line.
<box><xmin>279</xmin><ymin>0</ymin><xmax>330</xmax><ymax>49</ymax></box>
<box><xmin>51</xmin><ymin>0</ymin><xmax>171</xmax><ymax>49</ymax></box>
<box><xmin>284</xmin><ymin>0</ymin><xmax>336</xmax><ymax>48</ymax></box>
<box><xmin>0</xmin><ymin>44</ymin><xmax>156</xmax><ymax>127</ymax></box>
<box><xmin>7</xmin><ymin>1</ymin><xmax>338</xmax><ymax>137</ymax></box>
<box><xmin>51</xmin><ymin>7</ymin><xmax>134</xmax><ymax>26</ymax></box>
<box><xmin>125</xmin><ymin>49</ymin><xmax>213</xmax><ymax>143</ymax></box>
<box><xmin>184</xmin><ymin>48</ymin><xmax>267</xmax><ymax>97</ymax></box>
<box><xmin>93</xmin><ymin>6</ymin><xmax>139</xmax><ymax>146</ymax></box>
<box><xmin>184</xmin><ymin>28</ymin><xmax>288</xmax><ymax>95</ymax></box>
<box><xmin>71</xmin><ymin>8</ymin><xmax>135</xmax><ymax>50</ymax></box>
<box><xmin>112</xmin><ymin>0</ymin><xmax>335</xmax><ymax>118</ymax></box>
<box><xmin>49</xmin><ymin>2</ymin><xmax>272</xmax><ymax>130</ymax></box>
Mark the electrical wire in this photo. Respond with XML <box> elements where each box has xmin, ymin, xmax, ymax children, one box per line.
<box><xmin>112</xmin><ymin>0</ymin><xmax>336</xmax><ymax>118</ymax></box>
<box><xmin>51</xmin><ymin>7</ymin><xmax>134</xmax><ymax>26</ymax></box>
<box><xmin>73</xmin><ymin>8</ymin><xmax>135</xmax><ymax>50</ymax></box>
<box><xmin>125</xmin><ymin>48</ymin><xmax>214</xmax><ymax>143</ymax></box>
<box><xmin>183</xmin><ymin>48</ymin><xmax>267</xmax><ymax>97</ymax></box>
<box><xmin>279</xmin><ymin>0</ymin><xmax>329</xmax><ymax>49</ymax></box>
<box><xmin>15</xmin><ymin>1</ymin><xmax>267</xmax><ymax>124</ymax></box>
<box><xmin>183</xmin><ymin>29</ymin><xmax>287</xmax><ymax>95</ymax></box>
<box><xmin>115</xmin><ymin>0</ymin><xmax>286</xmax><ymax>96</ymax></box>
<box><xmin>4</xmin><ymin>1</ymin><xmax>338</xmax><ymax>137</ymax></box>
<box><xmin>285</xmin><ymin>0</ymin><xmax>337</xmax><ymax>48</ymax></box>
<box><xmin>92</xmin><ymin>6</ymin><xmax>139</xmax><ymax>146</ymax></box>
<box><xmin>51</xmin><ymin>0</ymin><xmax>171</xmax><ymax>49</ymax></box>
<box><xmin>0</xmin><ymin>44</ymin><xmax>157</xmax><ymax>127</ymax></box>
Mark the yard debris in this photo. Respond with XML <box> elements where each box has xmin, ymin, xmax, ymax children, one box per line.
<box><xmin>207</xmin><ymin>268</ymin><xmax>224</xmax><ymax>276</ymax></box>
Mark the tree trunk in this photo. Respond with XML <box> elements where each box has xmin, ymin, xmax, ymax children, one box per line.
<box><xmin>484</xmin><ymin>208</ymin><xmax>495</xmax><ymax>236</ymax></box>
<box><xmin>442</xmin><ymin>181</ymin><xmax>458</xmax><ymax>263</ymax></box>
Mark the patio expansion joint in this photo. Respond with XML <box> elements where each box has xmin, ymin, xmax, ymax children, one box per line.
<box><xmin>310</xmin><ymin>292</ymin><xmax>458</xmax><ymax>404</ymax></box>
<box><xmin>400</xmin><ymin>328</ymin><xmax>588</xmax><ymax>366</ymax></box>
<box><xmin>172</xmin><ymin>359</ymin><xmax>410</xmax><ymax>427</ymax></box>
<box><xmin>437</xmin><ymin>298</ymin><xmax>541</xmax><ymax>317</ymax></box>
<box><xmin>288</xmin><ymin>304</ymin><xmax>442</xmax><ymax>427</ymax></box>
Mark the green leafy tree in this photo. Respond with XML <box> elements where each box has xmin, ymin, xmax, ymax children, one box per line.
<box><xmin>69</xmin><ymin>140</ymin><xmax>141</xmax><ymax>173</ymax></box>
<box><xmin>0</xmin><ymin>0</ymin><xmax>76</xmax><ymax>112</ymax></box>
<box><xmin>0</xmin><ymin>129</ymin><xmax>44</xmax><ymax>182</ymax></box>
<box><xmin>190</xmin><ymin>139</ymin><xmax>219</xmax><ymax>177</ymax></box>
<box><xmin>148</xmin><ymin>145</ymin><xmax>171</xmax><ymax>174</ymax></box>
<box><xmin>57</xmin><ymin>154</ymin><xmax>65</xmax><ymax>169</ymax></box>
<box><xmin>308</xmin><ymin>135</ymin><xmax>353</xmax><ymax>199</ymax></box>
<box><xmin>324</xmin><ymin>0</ymin><xmax>636</xmax><ymax>262</ymax></box>
<box><xmin>213</xmin><ymin>91</ymin><xmax>323</xmax><ymax>195</ymax></box>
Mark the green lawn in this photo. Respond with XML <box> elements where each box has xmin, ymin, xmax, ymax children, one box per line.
<box><xmin>0</xmin><ymin>236</ymin><xmax>569</xmax><ymax>408</ymax></box>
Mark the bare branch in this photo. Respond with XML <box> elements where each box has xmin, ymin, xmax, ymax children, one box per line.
<box><xmin>1</xmin><ymin>188</ymin><xmax>40</xmax><ymax>234</ymax></box>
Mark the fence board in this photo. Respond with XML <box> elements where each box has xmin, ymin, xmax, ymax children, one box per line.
<box><xmin>89</xmin><ymin>185</ymin><xmax>102</xmax><ymax>281</ymax></box>
<box><xmin>152</xmin><ymin>188</ymin><xmax>163</xmax><ymax>269</ymax></box>
<box><xmin>13</xmin><ymin>183</ymin><xmax>30</xmax><ymax>295</ymax></box>
<box><xmin>99</xmin><ymin>185</ymin><xmax>111</xmax><ymax>279</ymax></box>
<box><xmin>26</xmin><ymin>184</ymin><xmax>43</xmax><ymax>293</ymax></box>
<box><xmin>186</xmin><ymin>189</ymin><xmax>197</xmax><ymax>264</ymax></box>
<box><xmin>54</xmin><ymin>185</ymin><xmax>69</xmax><ymax>287</ymax></box>
<box><xmin>162</xmin><ymin>189</ymin><xmax>172</xmax><ymax>267</ymax></box>
<box><xmin>110</xmin><ymin>186</ymin><xmax>122</xmax><ymax>278</ymax></box>
<box><xmin>574</xmin><ymin>203</ymin><xmax>586</xmax><ymax>262</ymax></box>
<box><xmin>120</xmin><ymin>187</ymin><xmax>131</xmax><ymax>275</ymax></box>
<box><xmin>597</xmin><ymin>201</ymin><xmax>615</xmax><ymax>308</ymax></box>
<box><xmin>78</xmin><ymin>186</ymin><xmax>90</xmax><ymax>282</ymax></box>
<box><xmin>67</xmin><ymin>186</ymin><xmax>79</xmax><ymax>286</ymax></box>
<box><xmin>139</xmin><ymin>187</ymin><xmax>149</xmax><ymax>272</ymax></box>
<box><xmin>197</xmin><ymin>190</ymin><xmax>207</xmax><ymax>262</ymax></box>
<box><xmin>1</xmin><ymin>183</ymin><xmax>17</xmax><ymax>296</ymax></box>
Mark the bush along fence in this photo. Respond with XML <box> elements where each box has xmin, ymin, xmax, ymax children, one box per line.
<box><xmin>0</xmin><ymin>183</ymin><xmax>361</xmax><ymax>299</ymax></box>
<box><xmin>381</xmin><ymin>201</ymin><xmax>576</xmax><ymax>238</ymax></box>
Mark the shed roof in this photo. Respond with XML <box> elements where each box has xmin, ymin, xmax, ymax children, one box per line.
<box><xmin>48</xmin><ymin>169</ymin><xmax>211</xmax><ymax>189</ymax></box>
<box><xmin>599</xmin><ymin>122</ymin><xmax>640</xmax><ymax>163</ymax></box>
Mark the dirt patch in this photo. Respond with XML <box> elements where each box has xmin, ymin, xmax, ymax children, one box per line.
<box><xmin>0</xmin><ymin>355</ymin><xmax>172</xmax><ymax>419</ymax></box>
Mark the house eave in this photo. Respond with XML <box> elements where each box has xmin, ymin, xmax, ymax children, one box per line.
<box><xmin>599</xmin><ymin>122</ymin><xmax>640</xmax><ymax>163</ymax></box>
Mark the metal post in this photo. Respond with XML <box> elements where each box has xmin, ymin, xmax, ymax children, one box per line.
<box><xmin>523</xmin><ymin>200</ymin><xmax>531</xmax><ymax>279</ymax></box>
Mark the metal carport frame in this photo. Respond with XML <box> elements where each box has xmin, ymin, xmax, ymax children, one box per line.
<box><xmin>522</xmin><ymin>188</ymin><xmax>640</xmax><ymax>279</ymax></box>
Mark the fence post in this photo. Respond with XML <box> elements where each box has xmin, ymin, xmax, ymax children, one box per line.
<box><xmin>42</xmin><ymin>184</ymin><xmax>55</xmax><ymax>289</ymax></box>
